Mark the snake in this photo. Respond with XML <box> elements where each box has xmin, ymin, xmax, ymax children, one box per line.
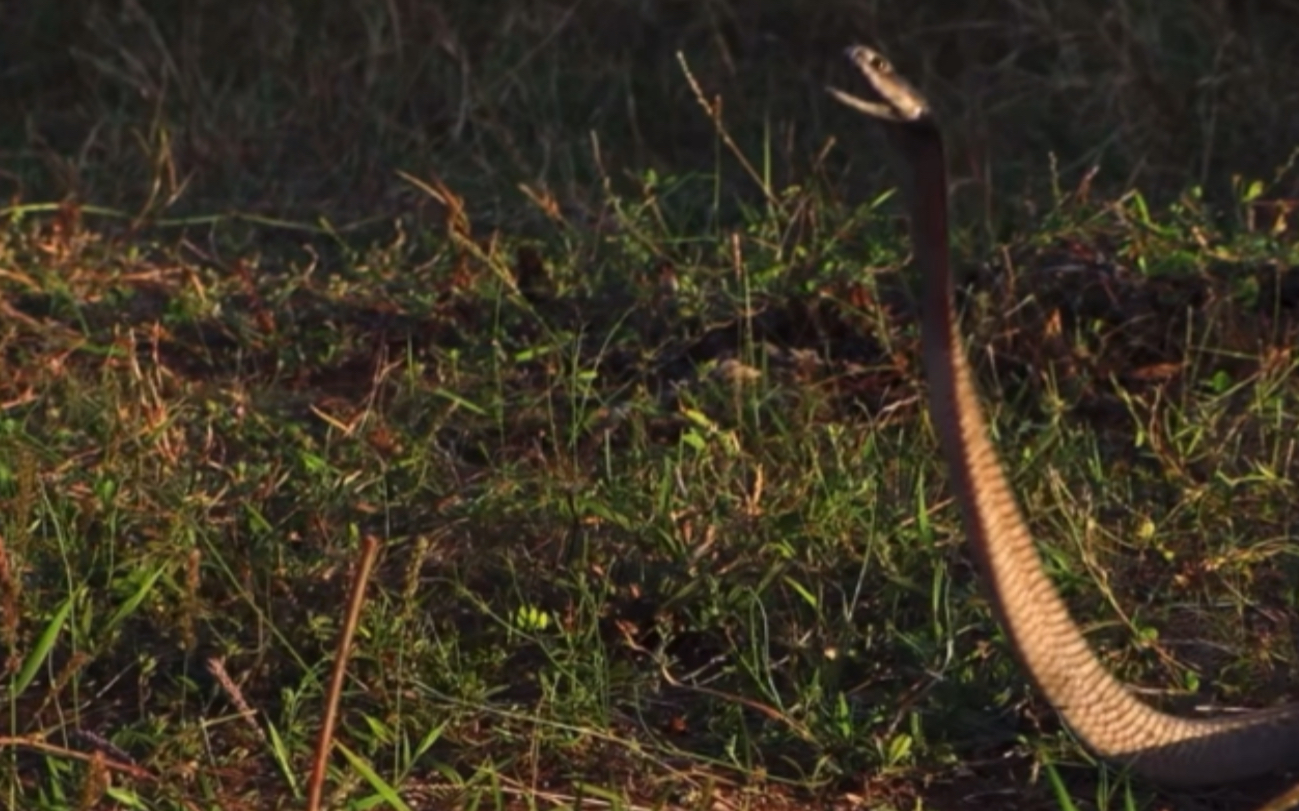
<box><xmin>829</xmin><ymin>44</ymin><xmax>1299</xmax><ymax>786</ymax></box>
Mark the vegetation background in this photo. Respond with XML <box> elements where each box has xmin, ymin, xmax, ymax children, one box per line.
<box><xmin>2</xmin><ymin>1</ymin><xmax>1298</xmax><ymax>809</ymax></box>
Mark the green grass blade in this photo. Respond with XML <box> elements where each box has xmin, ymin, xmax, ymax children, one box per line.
<box><xmin>265</xmin><ymin>720</ymin><xmax>301</xmax><ymax>796</ymax></box>
<box><xmin>104</xmin><ymin>565</ymin><xmax>166</xmax><ymax>634</ymax></box>
<box><xmin>336</xmin><ymin>740</ymin><xmax>413</xmax><ymax>811</ymax></box>
<box><xmin>1044</xmin><ymin>761</ymin><xmax>1081</xmax><ymax>811</ymax></box>
<box><xmin>13</xmin><ymin>592</ymin><xmax>75</xmax><ymax>696</ymax></box>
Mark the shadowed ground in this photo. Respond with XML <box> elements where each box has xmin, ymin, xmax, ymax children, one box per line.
<box><xmin>2</xmin><ymin>2</ymin><xmax>1299</xmax><ymax>809</ymax></box>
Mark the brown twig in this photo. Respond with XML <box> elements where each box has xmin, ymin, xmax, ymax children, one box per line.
<box><xmin>0</xmin><ymin>735</ymin><xmax>154</xmax><ymax>782</ymax></box>
<box><xmin>675</xmin><ymin>52</ymin><xmax>778</xmax><ymax>208</ymax></box>
<box><xmin>305</xmin><ymin>534</ymin><xmax>380</xmax><ymax>811</ymax></box>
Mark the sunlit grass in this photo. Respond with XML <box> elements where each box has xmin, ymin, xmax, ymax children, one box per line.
<box><xmin>3</xmin><ymin>2</ymin><xmax>1299</xmax><ymax>810</ymax></box>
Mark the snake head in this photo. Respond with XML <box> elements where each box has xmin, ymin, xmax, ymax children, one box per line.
<box><xmin>828</xmin><ymin>45</ymin><xmax>932</xmax><ymax>124</ymax></box>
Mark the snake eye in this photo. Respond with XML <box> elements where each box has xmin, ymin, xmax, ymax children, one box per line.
<box><xmin>868</xmin><ymin>54</ymin><xmax>891</xmax><ymax>74</ymax></box>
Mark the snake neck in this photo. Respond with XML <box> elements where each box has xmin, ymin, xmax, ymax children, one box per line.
<box><xmin>898</xmin><ymin>127</ymin><xmax>1299</xmax><ymax>785</ymax></box>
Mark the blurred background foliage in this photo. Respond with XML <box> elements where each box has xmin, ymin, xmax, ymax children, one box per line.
<box><xmin>5</xmin><ymin>0</ymin><xmax>1298</xmax><ymax>227</ymax></box>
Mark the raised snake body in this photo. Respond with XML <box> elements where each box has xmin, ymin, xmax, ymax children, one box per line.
<box><xmin>832</xmin><ymin>44</ymin><xmax>1299</xmax><ymax>786</ymax></box>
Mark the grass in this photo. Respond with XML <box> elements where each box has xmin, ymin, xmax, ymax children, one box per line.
<box><xmin>3</xmin><ymin>1</ymin><xmax>1299</xmax><ymax>810</ymax></box>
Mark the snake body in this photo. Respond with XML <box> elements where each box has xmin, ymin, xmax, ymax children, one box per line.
<box><xmin>832</xmin><ymin>45</ymin><xmax>1299</xmax><ymax>786</ymax></box>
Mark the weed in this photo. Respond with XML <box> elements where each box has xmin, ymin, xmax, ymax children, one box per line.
<box><xmin>3</xmin><ymin>2</ymin><xmax>1299</xmax><ymax>810</ymax></box>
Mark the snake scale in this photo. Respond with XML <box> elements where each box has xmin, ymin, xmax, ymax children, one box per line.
<box><xmin>831</xmin><ymin>44</ymin><xmax>1299</xmax><ymax>786</ymax></box>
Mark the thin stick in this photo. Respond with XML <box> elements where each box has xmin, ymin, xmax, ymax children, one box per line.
<box><xmin>0</xmin><ymin>736</ymin><xmax>154</xmax><ymax>781</ymax></box>
<box><xmin>675</xmin><ymin>51</ymin><xmax>778</xmax><ymax>207</ymax></box>
<box><xmin>305</xmin><ymin>534</ymin><xmax>380</xmax><ymax>811</ymax></box>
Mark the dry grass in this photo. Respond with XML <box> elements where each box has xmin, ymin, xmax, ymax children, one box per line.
<box><xmin>2</xmin><ymin>2</ymin><xmax>1299</xmax><ymax>810</ymax></box>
